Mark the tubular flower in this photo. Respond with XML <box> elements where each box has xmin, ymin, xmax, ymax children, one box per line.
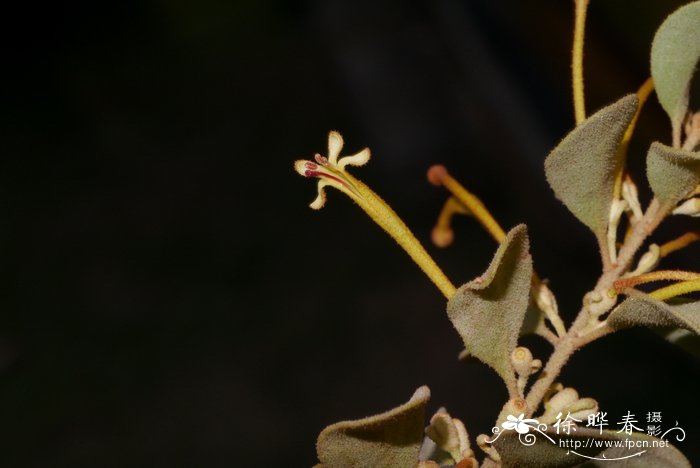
<box><xmin>294</xmin><ymin>131</ymin><xmax>456</xmax><ymax>298</ymax></box>
<box><xmin>294</xmin><ymin>130</ymin><xmax>370</xmax><ymax>210</ymax></box>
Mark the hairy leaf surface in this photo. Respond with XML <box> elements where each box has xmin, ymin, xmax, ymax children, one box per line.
<box><xmin>646</xmin><ymin>142</ymin><xmax>700</xmax><ymax>211</ymax></box>
<box><xmin>651</xmin><ymin>1</ymin><xmax>700</xmax><ymax>130</ymax></box>
<box><xmin>608</xmin><ymin>294</ymin><xmax>700</xmax><ymax>334</ymax></box>
<box><xmin>316</xmin><ymin>386</ymin><xmax>430</xmax><ymax>467</ymax></box>
<box><xmin>446</xmin><ymin>225</ymin><xmax>532</xmax><ymax>391</ymax></box>
<box><xmin>545</xmin><ymin>95</ymin><xmax>638</xmax><ymax>238</ymax></box>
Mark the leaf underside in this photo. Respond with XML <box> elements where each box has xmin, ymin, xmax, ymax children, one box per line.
<box><xmin>316</xmin><ymin>386</ymin><xmax>430</xmax><ymax>468</ymax></box>
<box><xmin>651</xmin><ymin>1</ymin><xmax>700</xmax><ymax>128</ymax></box>
<box><xmin>646</xmin><ymin>142</ymin><xmax>700</xmax><ymax>211</ymax></box>
<box><xmin>544</xmin><ymin>95</ymin><xmax>639</xmax><ymax>238</ymax></box>
<box><xmin>607</xmin><ymin>294</ymin><xmax>700</xmax><ymax>335</ymax></box>
<box><xmin>446</xmin><ymin>224</ymin><xmax>532</xmax><ymax>391</ymax></box>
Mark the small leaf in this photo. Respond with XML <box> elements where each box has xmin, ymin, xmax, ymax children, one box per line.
<box><xmin>651</xmin><ymin>1</ymin><xmax>700</xmax><ymax>131</ymax></box>
<box><xmin>494</xmin><ymin>427</ymin><xmax>690</xmax><ymax>467</ymax></box>
<box><xmin>545</xmin><ymin>95</ymin><xmax>639</xmax><ymax>238</ymax></box>
<box><xmin>316</xmin><ymin>386</ymin><xmax>430</xmax><ymax>467</ymax></box>
<box><xmin>646</xmin><ymin>142</ymin><xmax>700</xmax><ymax>211</ymax></box>
<box><xmin>608</xmin><ymin>294</ymin><xmax>700</xmax><ymax>334</ymax></box>
<box><xmin>446</xmin><ymin>225</ymin><xmax>532</xmax><ymax>392</ymax></box>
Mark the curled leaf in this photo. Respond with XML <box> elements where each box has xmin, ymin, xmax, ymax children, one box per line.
<box><xmin>446</xmin><ymin>225</ymin><xmax>533</xmax><ymax>394</ymax></box>
<box><xmin>607</xmin><ymin>294</ymin><xmax>700</xmax><ymax>334</ymax></box>
<box><xmin>651</xmin><ymin>1</ymin><xmax>700</xmax><ymax>133</ymax></box>
<box><xmin>316</xmin><ymin>386</ymin><xmax>430</xmax><ymax>467</ymax></box>
<box><xmin>544</xmin><ymin>95</ymin><xmax>639</xmax><ymax>238</ymax></box>
<box><xmin>646</xmin><ymin>142</ymin><xmax>700</xmax><ymax>212</ymax></box>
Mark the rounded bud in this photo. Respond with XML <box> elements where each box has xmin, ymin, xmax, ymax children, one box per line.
<box><xmin>511</xmin><ymin>347</ymin><xmax>534</xmax><ymax>376</ymax></box>
<box><xmin>427</xmin><ymin>165</ymin><xmax>448</xmax><ymax>186</ymax></box>
<box><xmin>432</xmin><ymin>226</ymin><xmax>454</xmax><ymax>247</ymax></box>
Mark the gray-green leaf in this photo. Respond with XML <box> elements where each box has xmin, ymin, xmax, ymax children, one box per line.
<box><xmin>608</xmin><ymin>294</ymin><xmax>700</xmax><ymax>334</ymax></box>
<box><xmin>651</xmin><ymin>1</ymin><xmax>700</xmax><ymax>132</ymax></box>
<box><xmin>544</xmin><ymin>95</ymin><xmax>639</xmax><ymax>238</ymax></box>
<box><xmin>446</xmin><ymin>225</ymin><xmax>532</xmax><ymax>393</ymax></box>
<box><xmin>316</xmin><ymin>386</ymin><xmax>430</xmax><ymax>468</ymax></box>
<box><xmin>646</xmin><ymin>142</ymin><xmax>700</xmax><ymax>212</ymax></box>
<box><xmin>493</xmin><ymin>427</ymin><xmax>690</xmax><ymax>467</ymax></box>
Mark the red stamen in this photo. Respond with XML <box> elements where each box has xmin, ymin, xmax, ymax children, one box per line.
<box><xmin>305</xmin><ymin>162</ymin><xmax>318</xmax><ymax>170</ymax></box>
<box><xmin>315</xmin><ymin>154</ymin><xmax>328</xmax><ymax>166</ymax></box>
<box><xmin>305</xmin><ymin>170</ymin><xmax>352</xmax><ymax>191</ymax></box>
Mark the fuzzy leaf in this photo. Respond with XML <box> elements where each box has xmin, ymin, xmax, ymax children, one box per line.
<box><xmin>544</xmin><ymin>95</ymin><xmax>638</xmax><ymax>237</ymax></box>
<box><xmin>608</xmin><ymin>294</ymin><xmax>700</xmax><ymax>334</ymax></box>
<box><xmin>316</xmin><ymin>386</ymin><xmax>430</xmax><ymax>467</ymax></box>
<box><xmin>446</xmin><ymin>225</ymin><xmax>532</xmax><ymax>391</ymax></box>
<box><xmin>651</xmin><ymin>1</ymin><xmax>700</xmax><ymax>129</ymax></box>
<box><xmin>493</xmin><ymin>427</ymin><xmax>690</xmax><ymax>467</ymax></box>
<box><xmin>646</xmin><ymin>142</ymin><xmax>700</xmax><ymax>211</ymax></box>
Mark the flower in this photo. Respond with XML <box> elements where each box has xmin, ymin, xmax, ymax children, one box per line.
<box><xmin>293</xmin><ymin>131</ymin><xmax>456</xmax><ymax>298</ymax></box>
<box><xmin>502</xmin><ymin>414</ymin><xmax>539</xmax><ymax>434</ymax></box>
<box><xmin>294</xmin><ymin>131</ymin><xmax>370</xmax><ymax>209</ymax></box>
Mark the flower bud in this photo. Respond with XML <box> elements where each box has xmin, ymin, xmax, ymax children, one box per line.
<box><xmin>673</xmin><ymin>198</ymin><xmax>700</xmax><ymax>217</ymax></box>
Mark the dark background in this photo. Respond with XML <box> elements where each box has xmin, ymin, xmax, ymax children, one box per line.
<box><xmin>2</xmin><ymin>0</ymin><xmax>699</xmax><ymax>466</ymax></box>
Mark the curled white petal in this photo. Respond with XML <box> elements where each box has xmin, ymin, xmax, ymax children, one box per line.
<box><xmin>338</xmin><ymin>148</ymin><xmax>371</xmax><ymax>170</ymax></box>
<box><xmin>294</xmin><ymin>160</ymin><xmax>310</xmax><ymax>176</ymax></box>
<box><xmin>672</xmin><ymin>197</ymin><xmax>700</xmax><ymax>216</ymax></box>
<box><xmin>309</xmin><ymin>181</ymin><xmax>329</xmax><ymax>210</ymax></box>
<box><xmin>327</xmin><ymin>131</ymin><xmax>344</xmax><ymax>166</ymax></box>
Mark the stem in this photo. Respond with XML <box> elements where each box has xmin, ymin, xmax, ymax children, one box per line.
<box><xmin>613</xmin><ymin>270</ymin><xmax>700</xmax><ymax>292</ymax></box>
<box><xmin>673</xmin><ymin>122</ymin><xmax>682</xmax><ymax>149</ymax></box>
<box><xmin>431</xmin><ymin>196</ymin><xmax>469</xmax><ymax>248</ymax></box>
<box><xmin>428</xmin><ymin>165</ymin><xmax>568</xmax><ymax>337</ymax></box>
<box><xmin>346</xmin><ymin>173</ymin><xmax>457</xmax><ymax>299</ymax></box>
<box><xmin>428</xmin><ymin>165</ymin><xmax>506</xmax><ymax>242</ymax></box>
<box><xmin>659</xmin><ymin>230</ymin><xmax>700</xmax><ymax>258</ymax></box>
<box><xmin>536</xmin><ymin>324</ymin><xmax>560</xmax><ymax>346</ymax></box>
<box><xmin>572</xmin><ymin>0</ymin><xmax>590</xmax><ymax>125</ymax></box>
<box><xmin>649</xmin><ymin>278</ymin><xmax>700</xmax><ymax>301</ymax></box>
<box><xmin>523</xmin><ymin>198</ymin><xmax>665</xmax><ymax>416</ymax></box>
<box><xmin>614</xmin><ymin>78</ymin><xmax>654</xmax><ymax>198</ymax></box>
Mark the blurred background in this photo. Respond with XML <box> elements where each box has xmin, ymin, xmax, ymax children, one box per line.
<box><xmin>2</xmin><ymin>0</ymin><xmax>699</xmax><ymax>466</ymax></box>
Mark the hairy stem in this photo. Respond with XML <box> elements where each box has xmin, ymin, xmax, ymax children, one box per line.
<box><xmin>572</xmin><ymin>0</ymin><xmax>590</xmax><ymax>124</ymax></box>
<box><xmin>659</xmin><ymin>230</ymin><xmax>700</xmax><ymax>258</ymax></box>
<box><xmin>428</xmin><ymin>165</ymin><xmax>506</xmax><ymax>242</ymax></box>
<box><xmin>428</xmin><ymin>165</ymin><xmax>567</xmax><ymax>338</ymax></box>
<box><xmin>523</xmin><ymin>198</ymin><xmax>665</xmax><ymax>415</ymax></box>
<box><xmin>345</xmin><ymin>172</ymin><xmax>458</xmax><ymax>298</ymax></box>
<box><xmin>613</xmin><ymin>270</ymin><xmax>700</xmax><ymax>292</ymax></box>
<box><xmin>649</xmin><ymin>278</ymin><xmax>700</xmax><ymax>301</ymax></box>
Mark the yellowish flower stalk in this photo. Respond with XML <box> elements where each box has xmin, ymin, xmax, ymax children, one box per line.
<box><xmin>427</xmin><ymin>164</ymin><xmax>567</xmax><ymax>338</ymax></box>
<box><xmin>572</xmin><ymin>0</ymin><xmax>590</xmax><ymax>124</ymax></box>
<box><xmin>427</xmin><ymin>165</ymin><xmax>506</xmax><ymax>243</ymax></box>
<box><xmin>649</xmin><ymin>278</ymin><xmax>700</xmax><ymax>301</ymax></box>
<box><xmin>431</xmin><ymin>196</ymin><xmax>470</xmax><ymax>248</ymax></box>
<box><xmin>659</xmin><ymin>230</ymin><xmax>700</xmax><ymax>258</ymax></box>
<box><xmin>294</xmin><ymin>131</ymin><xmax>456</xmax><ymax>298</ymax></box>
<box><xmin>613</xmin><ymin>270</ymin><xmax>700</xmax><ymax>294</ymax></box>
<box><xmin>614</xmin><ymin>78</ymin><xmax>654</xmax><ymax>200</ymax></box>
